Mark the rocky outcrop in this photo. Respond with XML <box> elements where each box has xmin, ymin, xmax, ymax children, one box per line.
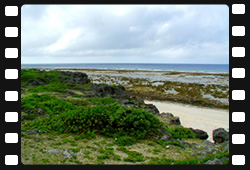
<box><xmin>161</xmin><ymin>112</ymin><xmax>174</xmax><ymax>118</ymax></box>
<box><xmin>213</xmin><ymin>128</ymin><xmax>229</xmax><ymax>144</ymax></box>
<box><xmin>189</xmin><ymin>128</ymin><xmax>209</xmax><ymax>140</ymax></box>
<box><xmin>59</xmin><ymin>71</ymin><xmax>90</xmax><ymax>85</ymax></box>
<box><xmin>27</xmin><ymin>79</ymin><xmax>46</xmax><ymax>86</ymax></box>
<box><xmin>143</xmin><ymin>104</ymin><xmax>160</xmax><ymax>115</ymax></box>
<box><xmin>170</xmin><ymin>117</ymin><xmax>181</xmax><ymax>125</ymax></box>
<box><xmin>160</xmin><ymin>112</ymin><xmax>181</xmax><ymax>125</ymax></box>
<box><xmin>84</xmin><ymin>84</ymin><xmax>130</xmax><ymax>99</ymax></box>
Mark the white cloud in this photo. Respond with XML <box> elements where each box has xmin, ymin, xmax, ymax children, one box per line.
<box><xmin>21</xmin><ymin>5</ymin><xmax>229</xmax><ymax>64</ymax></box>
<box><xmin>46</xmin><ymin>28</ymin><xmax>82</xmax><ymax>52</ymax></box>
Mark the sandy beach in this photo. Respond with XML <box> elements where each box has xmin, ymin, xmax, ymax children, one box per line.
<box><xmin>145</xmin><ymin>100</ymin><xmax>229</xmax><ymax>141</ymax></box>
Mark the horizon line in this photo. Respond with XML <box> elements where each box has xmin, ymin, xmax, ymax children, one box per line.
<box><xmin>21</xmin><ymin>63</ymin><xmax>229</xmax><ymax>65</ymax></box>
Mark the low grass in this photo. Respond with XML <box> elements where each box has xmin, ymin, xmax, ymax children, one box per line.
<box><xmin>117</xmin><ymin>146</ymin><xmax>144</xmax><ymax>163</ymax></box>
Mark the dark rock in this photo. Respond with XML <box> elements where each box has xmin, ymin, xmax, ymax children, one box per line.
<box><xmin>89</xmin><ymin>84</ymin><xmax>130</xmax><ymax>99</ymax></box>
<box><xmin>59</xmin><ymin>71</ymin><xmax>91</xmax><ymax>85</ymax></box>
<box><xmin>161</xmin><ymin>112</ymin><xmax>174</xmax><ymax>118</ymax></box>
<box><xmin>213</xmin><ymin>128</ymin><xmax>229</xmax><ymax>144</ymax></box>
<box><xmin>170</xmin><ymin>117</ymin><xmax>181</xmax><ymax>125</ymax></box>
<box><xmin>189</xmin><ymin>128</ymin><xmax>209</xmax><ymax>140</ymax></box>
<box><xmin>27</xmin><ymin>79</ymin><xmax>46</xmax><ymax>86</ymax></box>
<box><xmin>142</xmin><ymin>104</ymin><xmax>160</xmax><ymax>115</ymax></box>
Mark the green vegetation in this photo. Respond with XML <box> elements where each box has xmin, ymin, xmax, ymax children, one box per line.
<box><xmin>21</xmin><ymin>69</ymin><xmax>229</xmax><ymax>165</ymax></box>
<box><xmin>154</xmin><ymin>139</ymin><xmax>185</xmax><ymax>149</ymax></box>
<box><xmin>22</xmin><ymin>94</ymin><xmax>163</xmax><ymax>139</ymax></box>
<box><xmin>117</xmin><ymin>146</ymin><xmax>144</xmax><ymax>162</ymax></box>
<box><xmin>21</xmin><ymin>69</ymin><xmax>60</xmax><ymax>84</ymax></box>
<box><xmin>115</xmin><ymin>136</ymin><xmax>137</xmax><ymax>146</ymax></box>
<box><xmin>28</xmin><ymin>83</ymin><xmax>70</xmax><ymax>93</ymax></box>
<box><xmin>165</xmin><ymin>126</ymin><xmax>196</xmax><ymax>139</ymax></box>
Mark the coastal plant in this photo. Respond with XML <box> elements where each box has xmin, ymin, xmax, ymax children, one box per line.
<box><xmin>21</xmin><ymin>94</ymin><xmax>78</xmax><ymax>119</ymax></box>
<box><xmin>28</xmin><ymin>83</ymin><xmax>70</xmax><ymax>93</ymax></box>
<box><xmin>22</xmin><ymin>94</ymin><xmax>164</xmax><ymax>139</ymax></box>
<box><xmin>21</xmin><ymin>69</ymin><xmax>60</xmax><ymax>84</ymax></box>
<box><xmin>165</xmin><ymin>126</ymin><xmax>196</xmax><ymax>139</ymax></box>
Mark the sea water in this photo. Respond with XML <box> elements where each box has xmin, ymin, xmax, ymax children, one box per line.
<box><xmin>21</xmin><ymin>63</ymin><xmax>229</xmax><ymax>73</ymax></box>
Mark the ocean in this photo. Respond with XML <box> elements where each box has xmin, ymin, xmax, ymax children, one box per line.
<box><xmin>21</xmin><ymin>63</ymin><xmax>229</xmax><ymax>73</ymax></box>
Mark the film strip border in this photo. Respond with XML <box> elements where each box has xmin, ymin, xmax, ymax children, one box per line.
<box><xmin>2</xmin><ymin>2</ymin><xmax>247</xmax><ymax>167</ymax></box>
<box><xmin>230</xmin><ymin>3</ymin><xmax>247</xmax><ymax>166</ymax></box>
<box><xmin>3</xmin><ymin>2</ymin><xmax>20</xmax><ymax>166</ymax></box>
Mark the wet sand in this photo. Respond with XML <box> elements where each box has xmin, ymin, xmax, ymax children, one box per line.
<box><xmin>145</xmin><ymin>100</ymin><xmax>229</xmax><ymax>141</ymax></box>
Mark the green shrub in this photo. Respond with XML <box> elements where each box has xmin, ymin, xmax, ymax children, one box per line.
<box><xmin>165</xmin><ymin>126</ymin><xmax>196</xmax><ymax>139</ymax></box>
<box><xmin>21</xmin><ymin>69</ymin><xmax>61</xmax><ymax>88</ymax></box>
<box><xmin>28</xmin><ymin>83</ymin><xmax>70</xmax><ymax>93</ymax></box>
<box><xmin>22</xmin><ymin>94</ymin><xmax>163</xmax><ymax>139</ymax></box>
<box><xmin>21</xmin><ymin>94</ymin><xmax>78</xmax><ymax>120</ymax></box>
<box><xmin>21</xmin><ymin>69</ymin><xmax>164</xmax><ymax>140</ymax></box>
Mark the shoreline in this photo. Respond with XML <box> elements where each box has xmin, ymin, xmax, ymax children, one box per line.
<box><xmin>22</xmin><ymin>67</ymin><xmax>229</xmax><ymax>76</ymax></box>
<box><xmin>145</xmin><ymin>100</ymin><xmax>229</xmax><ymax>141</ymax></box>
<box><xmin>60</xmin><ymin>68</ymin><xmax>229</xmax><ymax>76</ymax></box>
<box><xmin>58</xmin><ymin>68</ymin><xmax>229</xmax><ymax>75</ymax></box>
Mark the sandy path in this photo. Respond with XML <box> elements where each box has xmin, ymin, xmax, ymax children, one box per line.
<box><xmin>145</xmin><ymin>100</ymin><xmax>229</xmax><ymax>141</ymax></box>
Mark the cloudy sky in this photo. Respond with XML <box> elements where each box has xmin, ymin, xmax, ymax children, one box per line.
<box><xmin>21</xmin><ymin>5</ymin><xmax>229</xmax><ymax>64</ymax></box>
